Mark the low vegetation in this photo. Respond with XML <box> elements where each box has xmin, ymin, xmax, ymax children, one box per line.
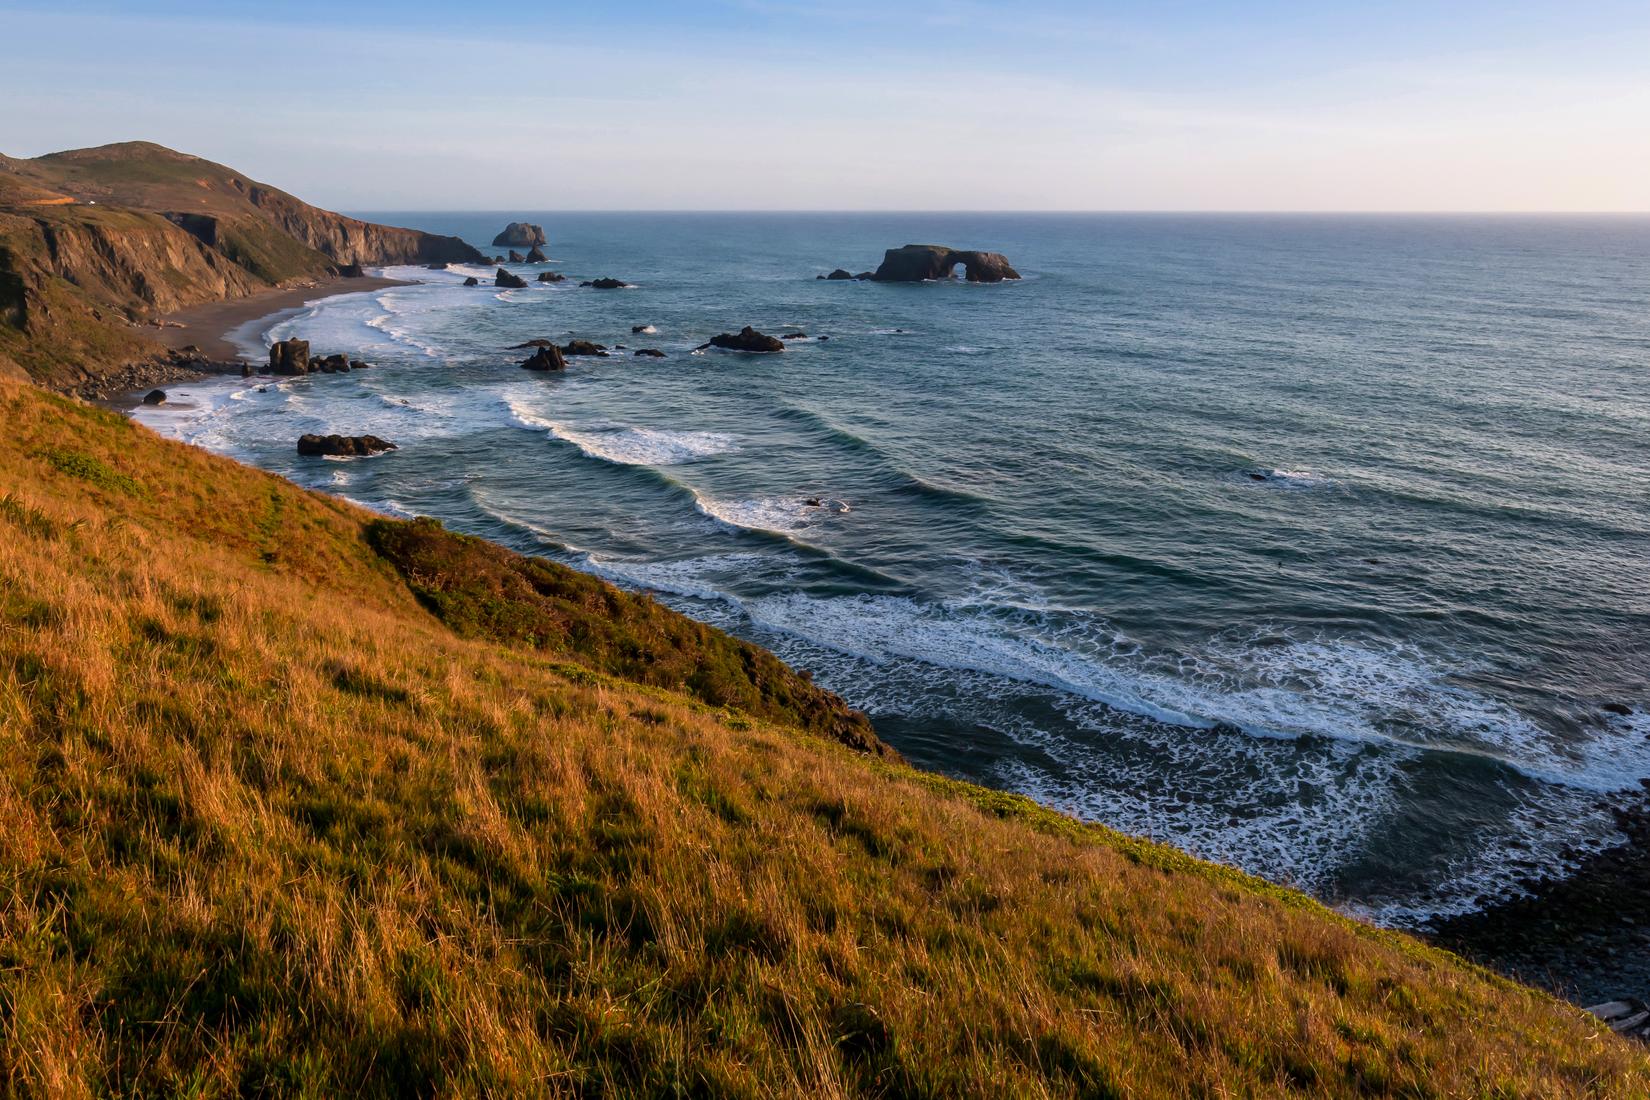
<box><xmin>0</xmin><ymin>377</ymin><xmax>1644</xmax><ymax>1097</ymax></box>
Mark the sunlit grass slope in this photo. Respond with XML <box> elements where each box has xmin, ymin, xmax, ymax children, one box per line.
<box><xmin>0</xmin><ymin>378</ymin><xmax>1643</xmax><ymax>1098</ymax></box>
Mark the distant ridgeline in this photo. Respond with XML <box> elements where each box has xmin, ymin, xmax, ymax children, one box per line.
<box><xmin>0</xmin><ymin>141</ymin><xmax>483</xmax><ymax>391</ymax></box>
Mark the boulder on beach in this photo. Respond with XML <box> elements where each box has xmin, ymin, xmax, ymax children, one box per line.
<box><xmin>562</xmin><ymin>340</ymin><xmax>609</xmax><ymax>358</ymax></box>
<box><xmin>492</xmin><ymin>222</ymin><xmax>547</xmax><ymax>248</ymax></box>
<box><xmin>707</xmin><ymin>326</ymin><xmax>785</xmax><ymax>353</ymax></box>
<box><xmin>869</xmin><ymin>244</ymin><xmax>1020</xmax><ymax>283</ymax></box>
<box><xmin>296</xmin><ymin>434</ymin><xmax>397</xmax><ymax>457</ymax></box>
<box><xmin>496</xmin><ymin>268</ymin><xmax>529</xmax><ymax>289</ymax></box>
<box><xmin>521</xmin><ymin>346</ymin><xmax>567</xmax><ymax>371</ymax></box>
<box><xmin>580</xmin><ymin>277</ymin><xmax>631</xmax><ymax>289</ymax></box>
<box><xmin>536</xmin><ymin>272</ymin><xmax>565</xmax><ymax>283</ymax></box>
<box><xmin>269</xmin><ymin>338</ymin><xmax>310</xmax><ymax>376</ymax></box>
<box><xmin>634</xmin><ymin>348</ymin><xmax>666</xmax><ymax>358</ymax></box>
<box><xmin>525</xmin><ymin>245</ymin><xmax>548</xmax><ymax>263</ymax></box>
<box><xmin>142</xmin><ymin>389</ymin><xmax>166</xmax><ymax>406</ymax></box>
<box><xmin>463</xmin><ymin>276</ymin><xmax>480</xmax><ymax>286</ymax></box>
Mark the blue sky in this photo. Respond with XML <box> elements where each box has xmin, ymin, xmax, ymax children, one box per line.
<box><xmin>2</xmin><ymin>1</ymin><xmax>1647</xmax><ymax>210</ymax></box>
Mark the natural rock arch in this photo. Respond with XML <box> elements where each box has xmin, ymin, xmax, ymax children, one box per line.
<box><xmin>870</xmin><ymin>244</ymin><xmax>1021</xmax><ymax>283</ymax></box>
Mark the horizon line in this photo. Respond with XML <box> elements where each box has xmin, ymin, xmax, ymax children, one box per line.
<box><xmin>343</xmin><ymin>208</ymin><xmax>1650</xmax><ymax>217</ymax></box>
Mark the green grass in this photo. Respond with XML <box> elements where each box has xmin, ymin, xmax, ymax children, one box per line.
<box><xmin>0</xmin><ymin>376</ymin><xmax>1645</xmax><ymax>1098</ymax></box>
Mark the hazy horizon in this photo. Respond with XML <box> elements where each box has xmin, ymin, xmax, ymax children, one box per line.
<box><xmin>4</xmin><ymin>0</ymin><xmax>1649</xmax><ymax>213</ymax></box>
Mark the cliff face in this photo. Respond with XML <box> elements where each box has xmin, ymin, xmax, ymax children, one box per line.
<box><xmin>0</xmin><ymin>141</ymin><xmax>486</xmax><ymax>389</ymax></box>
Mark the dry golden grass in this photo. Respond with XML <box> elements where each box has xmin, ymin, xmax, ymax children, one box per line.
<box><xmin>0</xmin><ymin>378</ymin><xmax>1645</xmax><ymax>1098</ymax></box>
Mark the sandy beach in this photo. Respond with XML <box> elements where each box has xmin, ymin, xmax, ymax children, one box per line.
<box><xmin>153</xmin><ymin>273</ymin><xmax>413</xmax><ymax>360</ymax></box>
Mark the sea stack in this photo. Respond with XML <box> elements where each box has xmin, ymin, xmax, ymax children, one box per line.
<box><xmin>269</xmin><ymin>338</ymin><xmax>310</xmax><ymax>375</ymax></box>
<box><xmin>495</xmin><ymin>268</ymin><xmax>529</xmax><ymax>289</ymax></box>
<box><xmin>492</xmin><ymin>222</ymin><xmax>546</xmax><ymax>247</ymax></box>
<box><xmin>869</xmin><ymin>244</ymin><xmax>1020</xmax><ymax>283</ymax></box>
<box><xmin>707</xmin><ymin>326</ymin><xmax>785</xmax><ymax>353</ymax></box>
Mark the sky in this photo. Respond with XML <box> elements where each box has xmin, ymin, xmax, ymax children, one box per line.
<box><xmin>2</xmin><ymin>1</ymin><xmax>1648</xmax><ymax>211</ymax></box>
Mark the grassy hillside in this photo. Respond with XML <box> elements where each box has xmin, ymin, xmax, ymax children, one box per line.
<box><xmin>0</xmin><ymin>377</ymin><xmax>1644</xmax><ymax>1097</ymax></box>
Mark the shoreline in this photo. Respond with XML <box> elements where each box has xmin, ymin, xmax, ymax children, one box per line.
<box><xmin>152</xmin><ymin>273</ymin><xmax>414</xmax><ymax>361</ymax></box>
<box><xmin>119</xmin><ymin>264</ymin><xmax>1647</xmax><ymax>1019</ymax></box>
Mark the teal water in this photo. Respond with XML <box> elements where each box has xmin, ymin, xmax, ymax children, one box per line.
<box><xmin>135</xmin><ymin>213</ymin><xmax>1650</xmax><ymax>926</ymax></box>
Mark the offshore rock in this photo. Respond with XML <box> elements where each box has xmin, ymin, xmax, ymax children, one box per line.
<box><xmin>296</xmin><ymin>434</ymin><xmax>397</xmax><ymax>457</ymax></box>
<box><xmin>463</xmin><ymin>276</ymin><xmax>480</xmax><ymax>286</ymax></box>
<box><xmin>495</xmin><ymin>268</ymin><xmax>528</xmax><ymax>289</ymax></box>
<box><xmin>492</xmin><ymin>222</ymin><xmax>546</xmax><ymax>247</ymax></box>
<box><xmin>521</xmin><ymin>346</ymin><xmax>567</xmax><ymax>371</ymax></box>
<box><xmin>525</xmin><ymin>245</ymin><xmax>547</xmax><ymax>263</ymax></box>
<box><xmin>269</xmin><ymin>338</ymin><xmax>310</xmax><ymax>375</ymax></box>
<box><xmin>536</xmin><ymin>271</ymin><xmax>565</xmax><ymax>283</ymax></box>
<box><xmin>870</xmin><ymin>244</ymin><xmax>1020</xmax><ymax>283</ymax></box>
<box><xmin>580</xmin><ymin>277</ymin><xmax>630</xmax><ymax>289</ymax></box>
<box><xmin>507</xmin><ymin>250</ymin><xmax>525</xmax><ymax>263</ymax></box>
<box><xmin>708</xmin><ymin>326</ymin><xmax>785</xmax><ymax>353</ymax></box>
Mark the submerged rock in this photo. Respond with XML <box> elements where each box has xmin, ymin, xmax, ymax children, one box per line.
<box><xmin>634</xmin><ymin>348</ymin><xmax>666</xmax><ymax>358</ymax></box>
<box><xmin>296</xmin><ymin>434</ymin><xmax>397</xmax><ymax>457</ymax></box>
<box><xmin>142</xmin><ymin>389</ymin><xmax>166</xmax><ymax>406</ymax></box>
<box><xmin>870</xmin><ymin>244</ymin><xmax>1020</xmax><ymax>283</ymax></box>
<box><xmin>708</xmin><ymin>326</ymin><xmax>785</xmax><ymax>353</ymax></box>
<box><xmin>521</xmin><ymin>346</ymin><xmax>567</xmax><ymax>371</ymax></box>
<box><xmin>632</xmin><ymin>324</ymin><xmax>657</xmax><ymax>334</ymax></box>
<box><xmin>580</xmin><ymin>277</ymin><xmax>631</xmax><ymax>289</ymax></box>
<box><xmin>781</xmin><ymin>332</ymin><xmax>807</xmax><ymax>340</ymax></box>
<box><xmin>511</xmin><ymin>339</ymin><xmax>557</xmax><ymax>348</ymax></box>
<box><xmin>492</xmin><ymin>222</ymin><xmax>546</xmax><ymax>247</ymax></box>
<box><xmin>269</xmin><ymin>338</ymin><xmax>310</xmax><ymax>376</ymax></box>
<box><xmin>561</xmin><ymin>339</ymin><xmax>608</xmax><ymax>358</ymax></box>
<box><xmin>495</xmin><ymin>268</ymin><xmax>529</xmax><ymax>289</ymax></box>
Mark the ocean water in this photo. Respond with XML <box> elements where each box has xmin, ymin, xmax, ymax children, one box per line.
<box><xmin>134</xmin><ymin>213</ymin><xmax>1650</xmax><ymax>927</ymax></box>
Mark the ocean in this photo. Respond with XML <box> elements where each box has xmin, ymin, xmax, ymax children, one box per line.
<box><xmin>132</xmin><ymin>213</ymin><xmax>1650</xmax><ymax>929</ymax></box>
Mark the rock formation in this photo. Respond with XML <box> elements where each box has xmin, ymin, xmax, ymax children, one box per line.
<box><xmin>525</xmin><ymin>245</ymin><xmax>547</xmax><ymax>263</ymax></box>
<box><xmin>706</xmin><ymin>326</ymin><xmax>785</xmax><ymax>353</ymax></box>
<box><xmin>868</xmin><ymin>245</ymin><xmax>1020</xmax><ymax>283</ymax></box>
<box><xmin>296</xmin><ymin>434</ymin><xmax>397</xmax><ymax>457</ymax></box>
<box><xmin>463</xmin><ymin>276</ymin><xmax>480</xmax><ymax>286</ymax></box>
<box><xmin>507</xmin><ymin>250</ymin><xmax>525</xmax><ymax>264</ymax></box>
<box><xmin>536</xmin><ymin>272</ymin><xmax>565</xmax><ymax>283</ymax></box>
<box><xmin>495</xmin><ymin>268</ymin><xmax>528</xmax><ymax>289</ymax></box>
<box><xmin>823</xmin><ymin>269</ymin><xmax>853</xmax><ymax>280</ymax></box>
<box><xmin>561</xmin><ymin>340</ymin><xmax>608</xmax><ymax>358</ymax></box>
<box><xmin>314</xmin><ymin>353</ymin><xmax>352</xmax><ymax>374</ymax></box>
<box><xmin>269</xmin><ymin>338</ymin><xmax>310</xmax><ymax>375</ymax></box>
<box><xmin>634</xmin><ymin>348</ymin><xmax>666</xmax><ymax>358</ymax></box>
<box><xmin>334</xmin><ymin>262</ymin><xmax>364</xmax><ymax>278</ymax></box>
<box><xmin>142</xmin><ymin>389</ymin><xmax>166</xmax><ymax>405</ymax></box>
<box><xmin>580</xmin><ymin>277</ymin><xmax>630</xmax><ymax>289</ymax></box>
<box><xmin>521</xmin><ymin>346</ymin><xmax>567</xmax><ymax>371</ymax></box>
<box><xmin>492</xmin><ymin>222</ymin><xmax>546</xmax><ymax>248</ymax></box>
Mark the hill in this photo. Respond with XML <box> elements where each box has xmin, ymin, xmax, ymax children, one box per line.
<box><xmin>0</xmin><ymin>379</ymin><xmax>1644</xmax><ymax>1096</ymax></box>
<box><xmin>0</xmin><ymin>142</ymin><xmax>482</xmax><ymax>392</ymax></box>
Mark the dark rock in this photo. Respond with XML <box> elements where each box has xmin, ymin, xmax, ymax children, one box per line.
<box><xmin>493</xmin><ymin>255</ymin><xmax>505</xmax><ymax>264</ymax></box>
<box><xmin>507</xmin><ymin>250</ymin><xmax>525</xmax><ymax>264</ymax></box>
<box><xmin>240</xmin><ymin>364</ymin><xmax>253</xmax><ymax>377</ymax></box>
<box><xmin>632</xmin><ymin>324</ymin><xmax>657</xmax><ymax>334</ymax></box>
<box><xmin>426</xmin><ymin>262</ymin><xmax>449</xmax><ymax>270</ymax></box>
<box><xmin>580</xmin><ymin>277</ymin><xmax>631</xmax><ymax>289</ymax></box>
<box><xmin>536</xmin><ymin>272</ymin><xmax>565</xmax><ymax>283</ymax></box>
<box><xmin>511</xmin><ymin>339</ymin><xmax>557</xmax><ymax>349</ymax></box>
<box><xmin>870</xmin><ymin>244</ymin><xmax>1020</xmax><ymax>283</ymax></box>
<box><xmin>496</xmin><ymin>268</ymin><xmax>529</xmax><ymax>289</ymax></box>
<box><xmin>1604</xmin><ymin>703</ymin><xmax>1635</xmax><ymax>718</ymax></box>
<box><xmin>463</xmin><ymin>276</ymin><xmax>480</xmax><ymax>286</ymax></box>
<box><xmin>492</xmin><ymin>222</ymin><xmax>547</xmax><ymax>248</ymax></box>
<box><xmin>825</xmin><ymin>269</ymin><xmax>854</xmax><ymax>280</ymax></box>
<box><xmin>525</xmin><ymin>245</ymin><xmax>547</xmax><ymax>263</ymax></box>
<box><xmin>521</xmin><ymin>346</ymin><xmax>567</xmax><ymax>371</ymax></box>
<box><xmin>349</xmin><ymin>360</ymin><xmax>370</xmax><ymax>370</ymax></box>
<box><xmin>634</xmin><ymin>348</ymin><xmax>666</xmax><ymax>358</ymax></box>
<box><xmin>142</xmin><ymin>389</ymin><xmax>167</xmax><ymax>405</ymax></box>
<box><xmin>818</xmin><ymin>335</ymin><xmax>830</xmax><ymax>341</ymax></box>
<box><xmin>334</xmin><ymin>262</ymin><xmax>365</xmax><ymax>278</ymax></box>
<box><xmin>296</xmin><ymin>434</ymin><xmax>397</xmax><ymax>457</ymax></box>
<box><xmin>316</xmin><ymin>353</ymin><xmax>352</xmax><ymax>374</ymax></box>
<box><xmin>269</xmin><ymin>339</ymin><xmax>310</xmax><ymax>375</ymax></box>
<box><xmin>854</xmin><ymin>272</ymin><xmax>873</xmax><ymax>280</ymax></box>
<box><xmin>781</xmin><ymin>332</ymin><xmax>807</xmax><ymax>340</ymax></box>
<box><xmin>708</xmin><ymin>326</ymin><xmax>785</xmax><ymax>353</ymax></box>
<box><xmin>562</xmin><ymin>340</ymin><xmax>608</xmax><ymax>358</ymax></box>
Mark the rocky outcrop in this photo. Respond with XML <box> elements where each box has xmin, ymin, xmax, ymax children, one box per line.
<box><xmin>492</xmin><ymin>222</ymin><xmax>546</xmax><ymax>248</ymax></box>
<box><xmin>495</xmin><ymin>268</ymin><xmax>528</xmax><ymax>289</ymax></box>
<box><xmin>521</xmin><ymin>346</ymin><xmax>567</xmax><ymax>371</ymax></box>
<box><xmin>634</xmin><ymin>348</ymin><xmax>666</xmax><ymax>358</ymax></box>
<box><xmin>269</xmin><ymin>339</ymin><xmax>310</xmax><ymax>375</ymax></box>
<box><xmin>296</xmin><ymin>433</ymin><xmax>396</xmax><ymax>457</ymax></box>
<box><xmin>822</xmin><ymin>269</ymin><xmax>854</xmax><ymax>280</ymax></box>
<box><xmin>706</xmin><ymin>326</ymin><xmax>785</xmax><ymax>353</ymax></box>
<box><xmin>463</xmin><ymin>276</ymin><xmax>480</xmax><ymax>286</ymax></box>
<box><xmin>142</xmin><ymin>389</ymin><xmax>166</xmax><ymax>405</ymax></box>
<box><xmin>334</xmin><ymin>262</ymin><xmax>364</xmax><ymax>278</ymax></box>
<box><xmin>869</xmin><ymin>244</ymin><xmax>1020</xmax><ymax>283</ymax></box>
<box><xmin>507</xmin><ymin>250</ymin><xmax>525</xmax><ymax>264</ymax></box>
<box><xmin>562</xmin><ymin>340</ymin><xmax>608</xmax><ymax>358</ymax></box>
<box><xmin>525</xmin><ymin>245</ymin><xmax>547</xmax><ymax>263</ymax></box>
<box><xmin>313</xmin><ymin>353</ymin><xmax>352</xmax><ymax>374</ymax></box>
<box><xmin>580</xmin><ymin>277</ymin><xmax>630</xmax><ymax>289</ymax></box>
<box><xmin>536</xmin><ymin>272</ymin><xmax>565</xmax><ymax>283</ymax></box>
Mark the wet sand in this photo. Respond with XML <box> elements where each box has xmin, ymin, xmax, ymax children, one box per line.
<box><xmin>153</xmin><ymin>274</ymin><xmax>413</xmax><ymax>360</ymax></box>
